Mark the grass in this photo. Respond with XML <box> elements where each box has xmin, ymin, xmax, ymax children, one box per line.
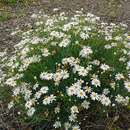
<box><xmin>0</xmin><ymin>0</ymin><xmax>38</xmax><ymax>22</ymax></box>
<box><xmin>3</xmin><ymin>0</ymin><xmax>17</xmax><ymax>5</ymax></box>
<box><xmin>0</xmin><ymin>0</ymin><xmax>39</xmax><ymax>6</ymax></box>
<box><xmin>0</xmin><ymin>12</ymin><xmax>12</xmax><ymax>22</ymax></box>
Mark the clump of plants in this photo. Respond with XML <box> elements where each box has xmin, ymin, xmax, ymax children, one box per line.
<box><xmin>0</xmin><ymin>12</ymin><xmax>12</xmax><ymax>22</ymax></box>
<box><xmin>0</xmin><ymin>0</ymin><xmax>35</xmax><ymax>6</ymax></box>
<box><xmin>0</xmin><ymin>11</ymin><xmax>130</xmax><ymax>130</ymax></box>
<box><xmin>1</xmin><ymin>0</ymin><xmax>17</xmax><ymax>5</ymax></box>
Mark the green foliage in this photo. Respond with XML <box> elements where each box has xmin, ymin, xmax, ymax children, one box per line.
<box><xmin>0</xmin><ymin>12</ymin><xmax>12</xmax><ymax>22</ymax></box>
<box><xmin>0</xmin><ymin>0</ymin><xmax>34</xmax><ymax>5</ymax></box>
<box><xmin>1</xmin><ymin>0</ymin><xmax>17</xmax><ymax>5</ymax></box>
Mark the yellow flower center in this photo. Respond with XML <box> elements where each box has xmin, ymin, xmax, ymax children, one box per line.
<box><xmin>128</xmin><ymin>36</ymin><xmax>130</xmax><ymax>39</ymax></box>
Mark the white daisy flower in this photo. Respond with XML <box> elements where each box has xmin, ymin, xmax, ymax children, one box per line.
<box><xmin>91</xmin><ymin>78</ymin><xmax>101</xmax><ymax>87</ymax></box>
<box><xmin>80</xmin><ymin>32</ymin><xmax>89</xmax><ymax>40</ymax></box>
<box><xmin>127</xmin><ymin>61</ymin><xmax>130</xmax><ymax>68</ymax></box>
<box><xmin>77</xmin><ymin>90</ymin><xmax>86</xmax><ymax>99</ymax></box>
<box><xmin>5</xmin><ymin>78</ymin><xmax>16</xmax><ymax>87</ymax></box>
<box><xmin>40</xmin><ymin>86</ymin><xmax>49</xmax><ymax>94</ymax></box>
<box><xmin>104</xmin><ymin>44</ymin><xmax>112</xmax><ymax>49</ymax></box>
<box><xmin>67</xmin><ymin>86</ymin><xmax>77</xmax><ymax>96</ymax></box>
<box><xmin>13</xmin><ymin>87</ymin><xmax>20</xmax><ymax>96</ymax></box>
<box><xmin>115</xmin><ymin>94</ymin><xmax>129</xmax><ymax>105</ymax></box>
<box><xmin>71</xmin><ymin>106</ymin><xmax>79</xmax><ymax>114</ymax></box>
<box><xmin>69</xmin><ymin>114</ymin><xmax>77</xmax><ymax>122</ymax></box>
<box><xmin>100</xmin><ymin>64</ymin><xmax>110</xmax><ymax>71</ymax></box>
<box><xmin>64</xmin><ymin>122</ymin><xmax>71</xmax><ymax>130</ymax></box>
<box><xmin>124</xmin><ymin>81</ymin><xmax>130</xmax><ymax>92</ymax></box>
<box><xmin>53</xmin><ymin>121</ymin><xmax>61</xmax><ymax>128</ymax></box>
<box><xmin>72</xmin><ymin>125</ymin><xmax>81</xmax><ymax>130</ymax></box>
<box><xmin>99</xmin><ymin>95</ymin><xmax>111</xmax><ymax>106</ymax></box>
<box><xmin>42</xmin><ymin>48</ymin><xmax>51</xmax><ymax>57</ymax></box>
<box><xmin>27</xmin><ymin>107</ymin><xmax>35</xmax><ymax>117</ymax></box>
<box><xmin>79</xmin><ymin>46</ymin><xmax>93</xmax><ymax>58</ymax></box>
<box><xmin>35</xmin><ymin>91</ymin><xmax>42</xmax><ymax>99</ymax></box>
<box><xmin>54</xmin><ymin>106</ymin><xmax>60</xmax><ymax>114</ymax></box>
<box><xmin>40</xmin><ymin>72</ymin><xmax>53</xmax><ymax>80</ymax></box>
<box><xmin>25</xmin><ymin>99</ymin><xmax>35</xmax><ymax>109</ymax></box>
<box><xmin>115</xmin><ymin>73</ymin><xmax>124</xmax><ymax>80</ymax></box>
<box><xmin>81</xmin><ymin>100</ymin><xmax>90</xmax><ymax>109</ymax></box>
<box><xmin>8</xmin><ymin>101</ymin><xmax>14</xmax><ymax>109</ymax></box>
<box><xmin>90</xmin><ymin>92</ymin><xmax>99</xmax><ymax>100</ymax></box>
<box><xmin>43</xmin><ymin>94</ymin><xmax>56</xmax><ymax>105</ymax></box>
<box><xmin>59</xmin><ymin>38</ymin><xmax>70</xmax><ymax>47</ymax></box>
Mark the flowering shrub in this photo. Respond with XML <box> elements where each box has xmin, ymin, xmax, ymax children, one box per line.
<box><xmin>0</xmin><ymin>11</ymin><xmax>130</xmax><ymax>130</ymax></box>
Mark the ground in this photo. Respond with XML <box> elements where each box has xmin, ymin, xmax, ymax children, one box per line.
<box><xmin>0</xmin><ymin>0</ymin><xmax>130</xmax><ymax>129</ymax></box>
